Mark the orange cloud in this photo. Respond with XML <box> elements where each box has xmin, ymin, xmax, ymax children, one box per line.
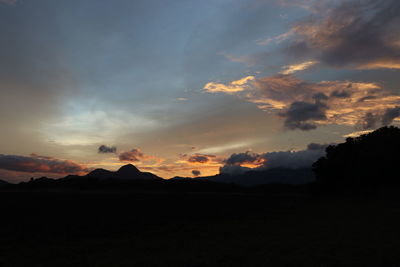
<box><xmin>178</xmin><ymin>153</ymin><xmax>222</xmax><ymax>165</ymax></box>
<box><xmin>204</xmin><ymin>73</ymin><xmax>400</xmax><ymax>130</ymax></box>
<box><xmin>118</xmin><ymin>148</ymin><xmax>163</xmax><ymax>164</ymax></box>
<box><xmin>203</xmin><ymin>76</ymin><xmax>255</xmax><ymax>94</ymax></box>
<box><xmin>280</xmin><ymin>61</ymin><xmax>318</xmax><ymax>74</ymax></box>
<box><xmin>0</xmin><ymin>153</ymin><xmax>90</xmax><ymax>174</ymax></box>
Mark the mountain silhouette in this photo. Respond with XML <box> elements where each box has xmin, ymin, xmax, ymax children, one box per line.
<box><xmin>173</xmin><ymin>167</ymin><xmax>315</xmax><ymax>186</ymax></box>
<box><xmin>210</xmin><ymin>168</ymin><xmax>315</xmax><ymax>186</ymax></box>
<box><xmin>5</xmin><ymin>164</ymin><xmax>315</xmax><ymax>191</ymax></box>
<box><xmin>84</xmin><ymin>164</ymin><xmax>161</xmax><ymax>180</ymax></box>
<box><xmin>85</xmin><ymin>168</ymin><xmax>114</xmax><ymax>179</ymax></box>
<box><xmin>115</xmin><ymin>164</ymin><xmax>141</xmax><ymax>176</ymax></box>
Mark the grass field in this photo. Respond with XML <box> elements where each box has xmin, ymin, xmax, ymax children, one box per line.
<box><xmin>1</xmin><ymin>190</ymin><xmax>400</xmax><ymax>266</ymax></box>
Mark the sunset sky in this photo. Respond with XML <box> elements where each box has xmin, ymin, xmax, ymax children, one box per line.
<box><xmin>1</xmin><ymin>0</ymin><xmax>400</xmax><ymax>182</ymax></box>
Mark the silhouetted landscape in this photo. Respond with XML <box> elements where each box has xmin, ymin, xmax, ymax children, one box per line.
<box><xmin>2</xmin><ymin>1</ymin><xmax>400</xmax><ymax>265</ymax></box>
<box><xmin>1</xmin><ymin>127</ymin><xmax>400</xmax><ymax>266</ymax></box>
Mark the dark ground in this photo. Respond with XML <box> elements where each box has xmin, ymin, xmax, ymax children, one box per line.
<box><xmin>1</xmin><ymin>190</ymin><xmax>400</xmax><ymax>266</ymax></box>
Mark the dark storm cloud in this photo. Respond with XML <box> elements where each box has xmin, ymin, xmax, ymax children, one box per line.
<box><xmin>261</xmin><ymin>148</ymin><xmax>326</xmax><ymax>170</ymax></box>
<box><xmin>279</xmin><ymin>99</ymin><xmax>327</xmax><ymax>131</ymax></box>
<box><xmin>224</xmin><ymin>151</ymin><xmax>263</xmax><ymax>166</ymax></box>
<box><xmin>98</xmin><ymin>145</ymin><xmax>117</xmax><ymax>154</ymax></box>
<box><xmin>192</xmin><ymin>170</ymin><xmax>201</xmax><ymax>177</ymax></box>
<box><xmin>286</xmin><ymin>0</ymin><xmax>400</xmax><ymax>69</ymax></box>
<box><xmin>220</xmin><ymin>143</ymin><xmax>329</xmax><ymax>175</ymax></box>
<box><xmin>0</xmin><ymin>154</ymin><xmax>89</xmax><ymax>174</ymax></box>
<box><xmin>219</xmin><ymin>165</ymin><xmax>252</xmax><ymax>175</ymax></box>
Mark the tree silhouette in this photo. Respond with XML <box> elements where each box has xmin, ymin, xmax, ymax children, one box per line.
<box><xmin>313</xmin><ymin>126</ymin><xmax>400</xmax><ymax>193</ymax></box>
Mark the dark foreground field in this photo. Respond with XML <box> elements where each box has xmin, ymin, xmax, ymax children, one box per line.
<box><xmin>1</xmin><ymin>190</ymin><xmax>400</xmax><ymax>267</ymax></box>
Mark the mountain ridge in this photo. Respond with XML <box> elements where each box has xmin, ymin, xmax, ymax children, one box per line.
<box><xmin>0</xmin><ymin>164</ymin><xmax>316</xmax><ymax>187</ymax></box>
<box><xmin>81</xmin><ymin>163</ymin><xmax>161</xmax><ymax>181</ymax></box>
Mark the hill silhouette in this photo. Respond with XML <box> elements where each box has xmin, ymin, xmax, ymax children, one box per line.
<box><xmin>313</xmin><ymin>126</ymin><xmax>400</xmax><ymax>193</ymax></box>
<box><xmin>174</xmin><ymin>167</ymin><xmax>315</xmax><ymax>186</ymax></box>
<box><xmin>0</xmin><ymin>164</ymin><xmax>317</xmax><ymax>193</ymax></box>
<box><xmin>83</xmin><ymin>163</ymin><xmax>161</xmax><ymax>180</ymax></box>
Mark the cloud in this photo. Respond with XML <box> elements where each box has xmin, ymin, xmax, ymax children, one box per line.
<box><xmin>343</xmin><ymin>130</ymin><xmax>374</xmax><ymax>138</ymax></box>
<box><xmin>118</xmin><ymin>148</ymin><xmax>157</xmax><ymax>163</ymax></box>
<box><xmin>220</xmin><ymin>53</ymin><xmax>258</xmax><ymax>66</ymax></box>
<box><xmin>357</xmin><ymin>106</ymin><xmax>400</xmax><ymax>129</ymax></box>
<box><xmin>204</xmin><ymin>73</ymin><xmax>400</xmax><ymax>130</ymax></box>
<box><xmin>219</xmin><ymin>165</ymin><xmax>252</xmax><ymax>175</ymax></box>
<box><xmin>98</xmin><ymin>145</ymin><xmax>117</xmax><ymax>154</ymax></box>
<box><xmin>279</xmin><ymin>98</ymin><xmax>327</xmax><ymax>131</ymax></box>
<box><xmin>192</xmin><ymin>170</ymin><xmax>201</xmax><ymax>177</ymax></box>
<box><xmin>224</xmin><ymin>151</ymin><xmax>265</xmax><ymax>167</ymax></box>
<box><xmin>188</xmin><ymin>154</ymin><xmax>211</xmax><ymax>164</ymax></box>
<box><xmin>119</xmin><ymin>149</ymin><xmax>143</xmax><ymax>162</ymax></box>
<box><xmin>220</xmin><ymin>142</ymin><xmax>330</xmax><ymax>175</ymax></box>
<box><xmin>139</xmin><ymin>164</ymin><xmax>218</xmax><ymax>178</ymax></box>
<box><xmin>117</xmin><ymin>148</ymin><xmax>164</xmax><ymax>165</ymax></box>
<box><xmin>203</xmin><ymin>76</ymin><xmax>255</xmax><ymax>94</ymax></box>
<box><xmin>197</xmin><ymin>141</ymin><xmax>255</xmax><ymax>154</ymax></box>
<box><xmin>29</xmin><ymin>153</ymin><xmax>55</xmax><ymax>160</ymax></box>
<box><xmin>183</xmin><ymin>153</ymin><xmax>218</xmax><ymax>164</ymax></box>
<box><xmin>284</xmin><ymin>0</ymin><xmax>400</xmax><ymax>70</ymax></box>
<box><xmin>358</xmin><ymin>112</ymin><xmax>380</xmax><ymax>130</ymax></box>
<box><xmin>331</xmin><ymin>90</ymin><xmax>352</xmax><ymax>98</ymax></box>
<box><xmin>0</xmin><ymin>153</ymin><xmax>89</xmax><ymax>174</ymax></box>
<box><xmin>256</xmin><ymin>29</ymin><xmax>295</xmax><ymax>46</ymax></box>
<box><xmin>307</xmin><ymin>143</ymin><xmax>331</xmax><ymax>151</ymax></box>
<box><xmin>382</xmin><ymin>107</ymin><xmax>400</xmax><ymax>126</ymax></box>
<box><xmin>173</xmin><ymin>153</ymin><xmax>222</xmax><ymax>177</ymax></box>
<box><xmin>280</xmin><ymin>60</ymin><xmax>318</xmax><ymax>75</ymax></box>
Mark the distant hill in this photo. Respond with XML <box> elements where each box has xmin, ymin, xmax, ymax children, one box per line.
<box><xmin>66</xmin><ymin>164</ymin><xmax>162</xmax><ymax>181</ymax></box>
<box><xmin>210</xmin><ymin>168</ymin><xmax>314</xmax><ymax>186</ymax></box>
<box><xmin>173</xmin><ymin>168</ymin><xmax>315</xmax><ymax>186</ymax></box>
<box><xmin>10</xmin><ymin>164</ymin><xmax>163</xmax><ymax>190</ymax></box>
<box><xmin>4</xmin><ymin>164</ymin><xmax>315</xmax><ymax>192</ymax></box>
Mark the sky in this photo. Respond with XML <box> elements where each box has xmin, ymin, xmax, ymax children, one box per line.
<box><xmin>1</xmin><ymin>0</ymin><xmax>400</xmax><ymax>182</ymax></box>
